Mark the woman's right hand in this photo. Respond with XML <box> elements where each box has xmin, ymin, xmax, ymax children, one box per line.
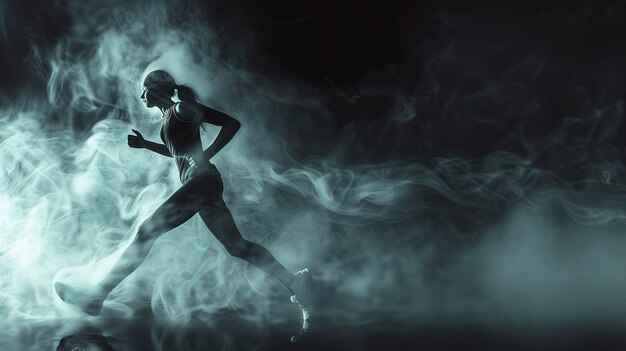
<box><xmin>127</xmin><ymin>129</ymin><xmax>146</xmax><ymax>148</ymax></box>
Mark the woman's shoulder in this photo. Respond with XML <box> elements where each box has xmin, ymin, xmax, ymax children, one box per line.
<box><xmin>173</xmin><ymin>101</ymin><xmax>202</xmax><ymax>123</ymax></box>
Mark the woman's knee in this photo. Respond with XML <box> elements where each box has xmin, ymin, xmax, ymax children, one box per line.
<box><xmin>224</xmin><ymin>239</ymin><xmax>257</xmax><ymax>259</ymax></box>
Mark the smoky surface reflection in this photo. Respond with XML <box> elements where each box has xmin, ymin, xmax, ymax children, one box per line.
<box><xmin>57</xmin><ymin>334</ymin><xmax>117</xmax><ymax>351</ymax></box>
<box><xmin>0</xmin><ymin>315</ymin><xmax>620</xmax><ymax>351</ymax></box>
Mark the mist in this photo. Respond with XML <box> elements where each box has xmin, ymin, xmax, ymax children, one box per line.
<box><xmin>3</xmin><ymin>0</ymin><xmax>626</xmax><ymax>350</ymax></box>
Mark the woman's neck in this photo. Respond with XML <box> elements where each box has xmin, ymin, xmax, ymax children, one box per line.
<box><xmin>158</xmin><ymin>100</ymin><xmax>175</xmax><ymax>114</ymax></box>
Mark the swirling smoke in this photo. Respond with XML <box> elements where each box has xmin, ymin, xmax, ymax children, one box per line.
<box><xmin>3</xmin><ymin>0</ymin><xmax>626</xmax><ymax>349</ymax></box>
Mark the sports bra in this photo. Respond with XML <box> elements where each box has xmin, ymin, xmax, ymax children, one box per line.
<box><xmin>160</xmin><ymin>103</ymin><xmax>209</xmax><ymax>182</ymax></box>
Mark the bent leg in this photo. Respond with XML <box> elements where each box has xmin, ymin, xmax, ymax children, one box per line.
<box><xmin>198</xmin><ymin>198</ymin><xmax>295</xmax><ymax>292</ymax></box>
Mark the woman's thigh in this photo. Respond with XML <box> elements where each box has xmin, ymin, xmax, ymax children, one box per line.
<box><xmin>198</xmin><ymin>197</ymin><xmax>238</xmax><ymax>235</ymax></box>
<box><xmin>141</xmin><ymin>173</ymin><xmax>221</xmax><ymax>237</ymax></box>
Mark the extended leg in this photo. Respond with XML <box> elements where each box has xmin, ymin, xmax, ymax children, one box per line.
<box><xmin>98</xmin><ymin>194</ymin><xmax>201</xmax><ymax>296</ymax></box>
<box><xmin>198</xmin><ymin>198</ymin><xmax>295</xmax><ymax>292</ymax></box>
<box><xmin>56</xmin><ymin>179</ymin><xmax>206</xmax><ymax>314</ymax></box>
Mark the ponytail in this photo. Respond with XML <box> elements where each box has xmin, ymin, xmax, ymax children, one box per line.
<box><xmin>174</xmin><ymin>84</ymin><xmax>205</xmax><ymax>129</ymax></box>
<box><xmin>175</xmin><ymin>84</ymin><xmax>199</xmax><ymax>103</ymax></box>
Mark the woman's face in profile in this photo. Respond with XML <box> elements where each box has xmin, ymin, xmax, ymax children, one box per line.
<box><xmin>140</xmin><ymin>86</ymin><xmax>154</xmax><ymax>108</ymax></box>
<box><xmin>141</xmin><ymin>85</ymin><xmax>171</xmax><ymax>109</ymax></box>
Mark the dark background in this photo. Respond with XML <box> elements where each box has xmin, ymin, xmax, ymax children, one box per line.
<box><xmin>4</xmin><ymin>1</ymin><xmax>626</xmax><ymax>350</ymax></box>
<box><xmin>4</xmin><ymin>0</ymin><xmax>626</xmax><ymax>162</ymax></box>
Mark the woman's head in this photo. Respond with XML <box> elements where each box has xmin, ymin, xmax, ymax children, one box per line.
<box><xmin>141</xmin><ymin>70</ymin><xmax>176</xmax><ymax>108</ymax></box>
<box><xmin>140</xmin><ymin>70</ymin><xmax>200</xmax><ymax>109</ymax></box>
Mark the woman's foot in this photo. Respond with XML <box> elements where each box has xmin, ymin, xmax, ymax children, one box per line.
<box><xmin>290</xmin><ymin>268</ymin><xmax>314</xmax><ymax>321</ymax></box>
<box><xmin>289</xmin><ymin>269</ymin><xmax>313</xmax><ymax>342</ymax></box>
<box><xmin>290</xmin><ymin>318</ymin><xmax>309</xmax><ymax>343</ymax></box>
<box><xmin>55</xmin><ymin>282</ymin><xmax>105</xmax><ymax>316</ymax></box>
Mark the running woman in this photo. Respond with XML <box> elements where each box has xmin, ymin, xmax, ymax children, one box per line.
<box><xmin>55</xmin><ymin>70</ymin><xmax>313</xmax><ymax>325</ymax></box>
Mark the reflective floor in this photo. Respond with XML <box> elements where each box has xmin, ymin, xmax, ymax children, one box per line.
<box><xmin>3</xmin><ymin>309</ymin><xmax>626</xmax><ymax>351</ymax></box>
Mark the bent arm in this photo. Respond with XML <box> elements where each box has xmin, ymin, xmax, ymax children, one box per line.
<box><xmin>144</xmin><ymin>140</ymin><xmax>172</xmax><ymax>157</ymax></box>
<box><xmin>202</xmin><ymin>117</ymin><xmax>240</xmax><ymax>161</ymax></box>
<box><xmin>177</xmin><ymin>102</ymin><xmax>241</xmax><ymax>161</ymax></box>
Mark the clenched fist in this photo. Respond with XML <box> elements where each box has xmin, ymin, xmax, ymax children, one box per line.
<box><xmin>127</xmin><ymin>129</ymin><xmax>146</xmax><ymax>148</ymax></box>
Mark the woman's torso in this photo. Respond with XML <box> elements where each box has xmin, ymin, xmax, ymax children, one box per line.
<box><xmin>160</xmin><ymin>103</ymin><xmax>212</xmax><ymax>182</ymax></box>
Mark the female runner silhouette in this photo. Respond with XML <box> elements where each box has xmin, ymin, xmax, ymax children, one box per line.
<box><xmin>55</xmin><ymin>70</ymin><xmax>312</xmax><ymax>323</ymax></box>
